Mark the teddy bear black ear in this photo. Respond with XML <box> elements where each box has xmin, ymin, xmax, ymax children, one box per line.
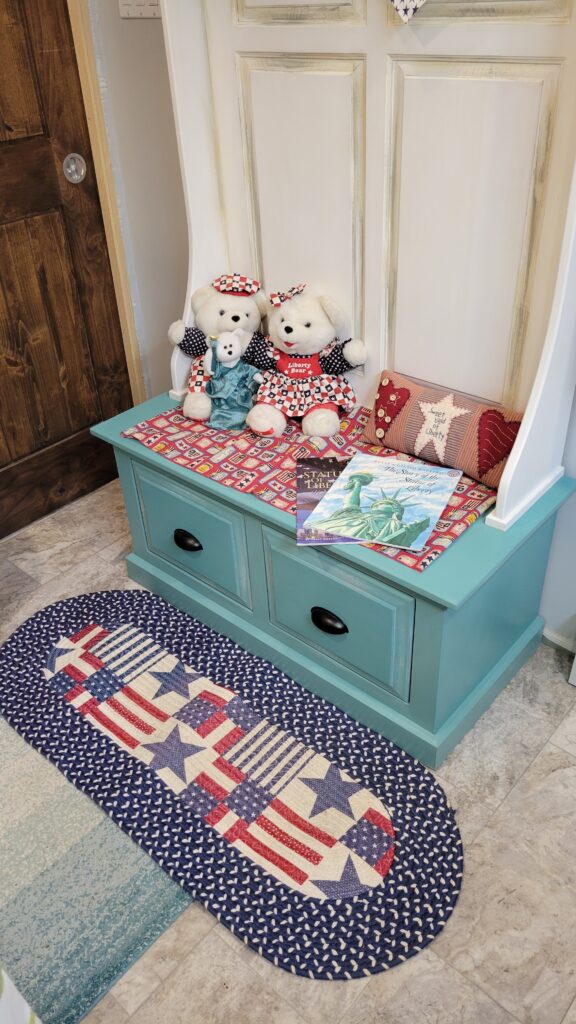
<box><xmin>318</xmin><ymin>294</ymin><xmax>346</xmax><ymax>334</ymax></box>
<box><xmin>191</xmin><ymin>285</ymin><xmax>215</xmax><ymax>315</ymax></box>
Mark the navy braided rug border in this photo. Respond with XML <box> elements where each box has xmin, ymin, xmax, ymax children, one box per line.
<box><xmin>0</xmin><ymin>590</ymin><xmax>463</xmax><ymax>980</ymax></box>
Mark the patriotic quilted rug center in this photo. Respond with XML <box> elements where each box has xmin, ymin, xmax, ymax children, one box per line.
<box><xmin>44</xmin><ymin>621</ymin><xmax>395</xmax><ymax>900</ymax></box>
<box><xmin>0</xmin><ymin>591</ymin><xmax>463</xmax><ymax>980</ymax></box>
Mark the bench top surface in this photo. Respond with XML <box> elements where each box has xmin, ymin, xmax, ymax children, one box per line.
<box><xmin>92</xmin><ymin>394</ymin><xmax>575</xmax><ymax>610</ymax></box>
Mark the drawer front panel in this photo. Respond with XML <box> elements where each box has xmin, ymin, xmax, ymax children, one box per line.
<box><xmin>135</xmin><ymin>464</ymin><xmax>251</xmax><ymax>606</ymax></box>
<box><xmin>263</xmin><ymin>528</ymin><xmax>414</xmax><ymax>701</ymax></box>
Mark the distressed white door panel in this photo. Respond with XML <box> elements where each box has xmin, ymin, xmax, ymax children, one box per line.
<box><xmin>236</xmin><ymin>0</ymin><xmax>367</xmax><ymax>21</ymax></box>
<box><xmin>410</xmin><ymin>0</ymin><xmax>570</xmax><ymax>21</ymax></box>
<box><xmin>239</xmin><ymin>56</ymin><xmax>364</xmax><ymax>336</ymax></box>
<box><xmin>388</xmin><ymin>61</ymin><xmax>558</xmax><ymax>405</ymax></box>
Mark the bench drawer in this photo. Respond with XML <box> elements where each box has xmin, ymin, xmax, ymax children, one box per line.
<box><xmin>134</xmin><ymin>464</ymin><xmax>251</xmax><ymax>607</ymax></box>
<box><xmin>263</xmin><ymin>528</ymin><xmax>414</xmax><ymax>701</ymax></box>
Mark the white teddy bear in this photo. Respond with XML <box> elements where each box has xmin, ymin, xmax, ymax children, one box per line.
<box><xmin>168</xmin><ymin>273</ymin><xmax>267</xmax><ymax>422</ymax></box>
<box><xmin>245</xmin><ymin>285</ymin><xmax>367</xmax><ymax>438</ymax></box>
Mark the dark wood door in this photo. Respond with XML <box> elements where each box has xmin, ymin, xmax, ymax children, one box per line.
<box><xmin>0</xmin><ymin>0</ymin><xmax>132</xmax><ymax>538</ymax></box>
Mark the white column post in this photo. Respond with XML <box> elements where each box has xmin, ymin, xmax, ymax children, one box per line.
<box><xmin>487</xmin><ymin>156</ymin><xmax>576</xmax><ymax>530</ymax></box>
<box><xmin>160</xmin><ymin>0</ymin><xmax>228</xmax><ymax>397</ymax></box>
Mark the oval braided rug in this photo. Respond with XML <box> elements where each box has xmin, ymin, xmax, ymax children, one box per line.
<box><xmin>0</xmin><ymin>590</ymin><xmax>463</xmax><ymax>980</ymax></box>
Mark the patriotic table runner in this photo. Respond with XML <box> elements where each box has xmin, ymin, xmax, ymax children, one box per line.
<box><xmin>123</xmin><ymin>407</ymin><xmax>496</xmax><ymax>572</ymax></box>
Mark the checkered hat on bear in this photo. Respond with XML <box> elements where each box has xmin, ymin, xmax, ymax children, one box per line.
<box><xmin>212</xmin><ymin>273</ymin><xmax>261</xmax><ymax>297</ymax></box>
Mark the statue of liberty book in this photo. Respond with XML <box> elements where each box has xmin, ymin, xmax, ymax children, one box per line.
<box><xmin>296</xmin><ymin>457</ymin><xmax>361</xmax><ymax>545</ymax></box>
<box><xmin>303</xmin><ymin>453</ymin><xmax>462</xmax><ymax>551</ymax></box>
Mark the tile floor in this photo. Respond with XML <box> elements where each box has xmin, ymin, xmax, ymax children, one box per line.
<box><xmin>2</xmin><ymin>480</ymin><xmax>576</xmax><ymax>1024</ymax></box>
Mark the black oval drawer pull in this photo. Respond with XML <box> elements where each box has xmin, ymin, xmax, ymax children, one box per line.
<box><xmin>310</xmin><ymin>606</ymin><xmax>349</xmax><ymax>636</ymax></box>
<box><xmin>173</xmin><ymin>528</ymin><xmax>203</xmax><ymax>553</ymax></box>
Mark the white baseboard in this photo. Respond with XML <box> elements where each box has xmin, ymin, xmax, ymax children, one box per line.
<box><xmin>542</xmin><ymin>627</ymin><xmax>576</xmax><ymax>654</ymax></box>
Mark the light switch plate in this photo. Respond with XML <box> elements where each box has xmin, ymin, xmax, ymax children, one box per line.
<box><xmin>118</xmin><ymin>1</ymin><xmax>160</xmax><ymax>17</ymax></box>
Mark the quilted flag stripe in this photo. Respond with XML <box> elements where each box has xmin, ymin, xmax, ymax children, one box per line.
<box><xmin>108</xmin><ymin>640</ymin><xmax>163</xmax><ymax>680</ymax></box>
<box><xmin>120</xmin><ymin>685</ymin><xmax>170</xmax><ymax>723</ymax></box>
<box><xmin>374</xmin><ymin>846</ymin><xmax>395</xmax><ymax>877</ymax></box>
<box><xmin>70</xmin><ymin>623</ymin><xmax>106</xmax><ymax>644</ymax></box>
<box><xmin>91</xmin><ymin>625</ymin><xmax>140</xmax><ymax>658</ymax></box>
<box><xmin>237</xmin><ymin>727</ymin><xmax>285</xmax><ymax>772</ymax></box>
<box><xmin>255</xmin><ymin>738</ymin><xmax>304</xmax><ymax>788</ymax></box>
<box><xmin>364</xmin><ymin>806</ymin><xmax>395</xmax><ymax>837</ymax></box>
<box><xmin>213</xmin><ymin>726</ymin><xmax>244</xmax><ymax>754</ymax></box>
<box><xmin>105</xmin><ymin>696</ymin><xmax>156</xmax><ymax>736</ymax></box>
<box><xmin>81</xmin><ymin>628</ymin><xmax>111</xmax><ymax>651</ymax></box>
<box><xmin>69</xmin><ymin>690</ymin><xmax>95</xmax><ymax>714</ymax></box>
<box><xmin>228</xmin><ymin>720</ymin><xmax>275</xmax><ymax>766</ymax></box>
<box><xmin>78</xmin><ymin>696</ymin><xmax>98</xmax><ymax>716</ymax></box>
<box><xmin>245</xmin><ymin>733</ymin><xmax>297</xmax><ymax>778</ymax></box>
<box><xmin>204</xmin><ymin>803</ymin><xmax>229</xmax><ymax>827</ymax></box>
<box><xmin>255</xmin><ymin>815</ymin><xmax>323</xmax><ymax>865</ymax></box>
<box><xmin>263</xmin><ymin>803</ymin><xmax>332</xmax><ymax>859</ymax></box>
<box><xmin>86</xmin><ymin>705</ymin><xmax>140</xmax><ymax>749</ymax></box>
<box><xmin>267</xmin><ymin>746</ymin><xmax>315</xmax><ymax>794</ymax></box>
<box><xmin>63</xmin><ymin>663</ymin><xmax>88</xmax><ymax>683</ymax></box>
<box><xmin>213</xmin><ymin>757</ymin><xmax>245</xmax><ymax>783</ymax></box>
<box><xmin>270</xmin><ymin>799</ymin><xmax>337</xmax><ymax>848</ymax></box>
<box><xmin>196</xmin><ymin>710</ymin><xmax>228</xmax><ymax>737</ymax></box>
<box><xmin>247</xmin><ymin>818</ymin><xmax>324</xmax><ymax>878</ymax></box>
<box><xmin>236</xmin><ymin>827</ymin><xmax>309</xmax><ymax>886</ymax></box>
<box><xmin>63</xmin><ymin>682</ymin><xmax>86</xmax><ymax>702</ymax></box>
<box><xmin>80</xmin><ymin>651</ymin><xmax>104</xmax><ymax>670</ymax></box>
<box><xmin>106</xmin><ymin>635</ymin><xmax>155</xmax><ymax>672</ymax></box>
<box><xmin>196</xmin><ymin>771</ymin><xmax>230</xmax><ymax>802</ymax></box>
<box><xmin>198</xmin><ymin>689</ymin><xmax>228</xmax><ymax>708</ymax></box>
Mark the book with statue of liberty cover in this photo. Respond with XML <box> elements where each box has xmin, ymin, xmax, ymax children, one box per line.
<box><xmin>302</xmin><ymin>452</ymin><xmax>462</xmax><ymax>551</ymax></box>
<box><xmin>296</xmin><ymin>457</ymin><xmax>362</xmax><ymax>545</ymax></box>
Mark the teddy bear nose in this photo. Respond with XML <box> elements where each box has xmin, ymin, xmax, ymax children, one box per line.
<box><xmin>284</xmin><ymin>325</ymin><xmax>293</xmax><ymax>334</ymax></box>
<box><xmin>231</xmin><ymin>315</ymin><xmax>240</xmax><ymax>322</ymax></box>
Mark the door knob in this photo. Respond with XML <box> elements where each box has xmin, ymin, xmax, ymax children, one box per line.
<box><xmin>62</xmin><ymin>153</ymin><xmax>87</xmax><ymax>184</ymax></box>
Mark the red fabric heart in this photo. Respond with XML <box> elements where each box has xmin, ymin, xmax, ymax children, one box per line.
<box><xmin>478</xmin><ymin>409</ymin><xmax>521</xmax><ymax>477</ymax></box>
<box><xmin>373</xmin><ymin>377</ymin><xmax>410</xmax><ymax>438</ymax></box>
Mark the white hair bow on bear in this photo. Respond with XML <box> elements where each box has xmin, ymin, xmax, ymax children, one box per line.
<box><xmin>268</xmin><ymin>284</ymin><xmax>306</xmax><ymax>308</ymax></box>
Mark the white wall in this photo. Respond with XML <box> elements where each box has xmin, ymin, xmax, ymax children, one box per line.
<box><xmin>541</xmin><ymin>394</ymin><xmax>576</xmax><ymax>652</ymax></box>
<box><xmin>87</xmin><ymin>0</ymin><xmax>187</xmax><ymax>396</ymax></box>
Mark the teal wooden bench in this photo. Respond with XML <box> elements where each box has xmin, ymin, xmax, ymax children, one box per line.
<box><xmin>92</xmin><ymin>394</ymin><xmax>575</xmax><ymax>767</ymax></box>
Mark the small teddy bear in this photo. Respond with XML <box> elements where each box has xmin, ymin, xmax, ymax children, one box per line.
<box><xmin>202</xmin><ymin>329</ymin><xmax>264</xmax><ymax>430</ymax></box>
<box><xmin>245</xmin><ymin>285</ymin><xmax>367</xmax><ymax>438</ymax></box>
<box><xmin>169</xmin><ymin>273</ymin><xmax>268</xmax><ymax>421</ymax></box>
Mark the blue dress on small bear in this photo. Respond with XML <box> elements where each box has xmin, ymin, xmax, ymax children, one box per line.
<box><xmin>205</xmin><ymin>333</ymin><xmax>263</xmax><ymax>431</ymax></box>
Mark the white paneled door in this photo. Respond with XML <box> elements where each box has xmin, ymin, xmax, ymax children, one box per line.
<box><xmin>163</xmin><ymin>0</ymin><xmax>576</xmax><ymax>409</ymax></box>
